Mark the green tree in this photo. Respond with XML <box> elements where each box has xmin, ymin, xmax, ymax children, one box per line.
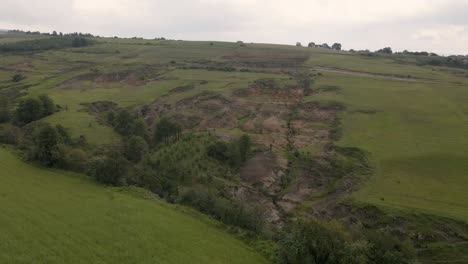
<box><xmin>34</xmin><ymin>124</ymin><xmax>62</xmax><ymax>166</ymax></box>
<box><xmin>87</xmin><ymin>155</ymin><xmax>128</xmax><ymax>185</ymax></box>
<box><xmin>132</xmin><ymin>118</ymin><xmax>148</xmax><ymax>139</ymax></box>
<box><xmin>55</xmin><ymin>124</ymin><xmax>71</xmax><ymax>144</ymax></box>
<box><xmin>16</xmin><ymin>98</ymin><xmax>44</xmax><ymax>124</ymax></box>
<box><xmin>39</xmin><ymin>94</ymin><xmax>56</xmax><ymax>115</ymax></box>
<box><xmin>114</xmin><ymin>110</ymin><xmax>134</xmax><ymax>137</ymax></box>
<box><xmin>153</xmin><ymin>118</ymin><xmax>181</xmax><ymax>145</ymax></box>
<box><xmin>63</xmin><ymin>148</ymin><xmax>88</xmax><ymax>172</ymax></box>
<box><xmin>125</xmin><ymin>136</ymin><xmax>149</xmax><ymax>162</ymax></box>
<box><xmin>278</xmin><ymin>220</ymin><xmax>347</xmax><ymax>264</ymax></box>
<box><xmin>332</xmin><ymin>43</ymin><xmax>342</xmax><ymax>50</ymax></box>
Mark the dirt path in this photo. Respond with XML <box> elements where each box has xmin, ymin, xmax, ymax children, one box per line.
<box><xmin>310</xmin><ymin>66</ymin><xmax>462</xmax><ymax>85</ymax></box>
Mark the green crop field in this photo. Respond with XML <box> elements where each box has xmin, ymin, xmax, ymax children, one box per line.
<box><xmin>0</xmin><ymin>147</ymin><xmax>266</xmax><ymax>264</ymax></box>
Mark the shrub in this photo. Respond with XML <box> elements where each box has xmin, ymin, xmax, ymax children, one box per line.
<box><xmin>15</xmin><ymin>95</ymin><xmax>56</xmax><ymax>125</ymax></box>
<box><xmin>179</xmin><ymin>188</ymin><xmax>265</xmax><ymax>233</ymax></box>
<box><xmin>124</xmin><ymin>136</ymin><xmax>148</xmax><ymax>162</ymax></box>
<box><xmin>278</xmin><ymin>220</ymin><xmax>348</xmax><ymax>264</ymax></box>
<box><xmin>0</xmin><ymin>124</ymin><xmax>21</xmax><ymax>145</ymax></box>
<box><xmin>153</xmin><ymin>118</ymin><xmax>181</xmax><ymax>145</ymax></box>
<box><xmin>87</xmin><ymin>155</ymin><xmax>128</xmax><ymax>185</ymax></box>
<box><xmin>0</xmin><ymin>96</ymin><xmax>11</xmax><ymax>123</ymax></box>
<box><xmin>34</xmin><ymin>124</ymin><xmax>63</xmax><ymax>166</ymax></box>
<box><xmin>62</xmin><ymin>148</ymin><xmax>88</xmax><ymax>172</ymax></box>
<box><xmin>12</xmin><ymin>73</ymin><xmax>25</xmax><ymax>82</ymax></box>
<box><xmin>16</xmin><ymin>98</ymin><xmax>45</xmax><ymax>124</ymax></box>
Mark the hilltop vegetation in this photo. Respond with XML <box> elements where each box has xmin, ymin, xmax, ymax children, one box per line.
<box><xmin>0</xmin><ymin>31</ymin><xmax>467</xmax><ymax>263</ymax></box>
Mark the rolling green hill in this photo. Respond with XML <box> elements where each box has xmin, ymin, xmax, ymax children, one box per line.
<box><xmin>1</xmin><ymin>32</ymin><xmax>468</xmax><ymax>263</ymax></box>
<box><xmin>0</xmin><ymin>147</ymin><xmax>266</xmax><ymax>264</ymax></box>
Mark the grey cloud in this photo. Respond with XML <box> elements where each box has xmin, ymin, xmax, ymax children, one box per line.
<box><xmin>0</xmin><ymin>0</ymin><xmax>467</xmax><ymax>54</ymax></box>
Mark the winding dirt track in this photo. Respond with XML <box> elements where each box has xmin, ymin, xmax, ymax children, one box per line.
<box><xmin>310</xmin><ymin>66</ymin><xmax>465</xmax><ymax>85</ymax></box>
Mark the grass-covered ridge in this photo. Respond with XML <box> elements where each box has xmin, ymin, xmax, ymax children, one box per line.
<box><xmin>0</xmin><ymin>147</ymin><xmax>266</xmax><ymax>264</ymax></box>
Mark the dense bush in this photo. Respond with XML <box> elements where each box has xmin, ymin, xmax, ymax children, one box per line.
<box><xmin>111</xmin><ymin>109</ymin><xmax>148</xmax><ymax>139</ymax></box>
<box><xmin>33</xmin><ymin>124</ymin><xmax>64</xmax><ymax>166</ymax></box>
<box><xmin>15</xmin><ymin>95</ymin><xmax>57</xmax><ymax>124</ymax></box>
<box><xmin>0</xmin><ymin>124</ymin><xmax>21</xmax><ymax>145</ymax></box>
<box><xmin>180</xmin><ymin>188</ymin><xmax>265</xmax><ymax>233</ymax></box>
<box><xmin>124</xmin><ymin>136</ymin><xmax>148</xmax><ymax>163</ymax></box>
<box><xmin>87</xmin><ymin>154</ymin><xmax>128</xmax><ymax>185</ymax></box>
<box><xmin>207</xmin><ymin>134</ymin><xmax>252</xmax><ymax>169</ymax></box>
<box><xmin>153</xmin><ymin>118</ymin><xmax>182</xmax><ymax>145</ymax></box>
<box><xmin>62</xmin><ymin>148</ymin><xmax>88</xmax><ymax>172</ymax></box>
<box><xmin>0</xmin><ymin>96</ymin><xmax>11</xmax><ymax>123</ymax></box>
<box><xmin>278</xmin><ymin>220</ymin><xmax>415</xmax><ymax>264</ymax></box>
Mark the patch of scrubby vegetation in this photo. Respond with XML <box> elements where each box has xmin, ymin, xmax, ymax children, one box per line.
<box><xmin>0</xmin><ymin>36</ymin><xmax>93</xmax><ymax>52</ymax></box>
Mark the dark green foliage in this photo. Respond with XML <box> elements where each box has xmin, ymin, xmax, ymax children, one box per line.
<box><xmin>16</xmin><ymin>98</ymin><xmax>44</xmax><ymax>124</ymax></box>
<box><xmin>180</xmin><ymin>188</ymin><xmax>265</xmax><ymax>233</ymax></box>
<box><xmin>332</xmin><ymin>43</ymin><xmax>342</xmax><ymax>50</ymax></box>
<box><xmin>15</xmin><ymin>95</ymin><xmax>56</xmax><ymax>124</ymax></box>
<box><xmin>71</xmin><ymin>37</ymin><xmax>90</xmax><ymax>47</ymax></box>
<box><xmin>62</xmin><ymin>148</ymin><xmax>88</xmax><ymax>172</ymax></box>
<box><xmin>124</xmin><ymin>136</ymin><xmax>148</xmax><ymax>162</ymax></box>
<box><xmin>377</xmin><ymin>47</ymin><xmax>393</xmax><ymax>54</ymax></box>
<box><xmin>0</xmin><ymin>124</ymin><xmax>21</xmax><ymax>145</ymax></box>
<box><xmin>130</xmin><ymin>158</ymin><xmax>179</xmax><ymax>198</ymax></box>
<box><xmin>34</xmin><ymin>124</ymin><xmax>63</xmax><ymax>166</ymax></box>
<box><xmin>55</xmin><ymin>124</ymin><xmax>71</xmax><ymax>145</ymax></box>
<box><xmin>132</xmin><ymin>118</ymin><xmax>148</xmax><ymax>139</ymax></box>
<box><xmin>39</xmin><ymin>94</ymin><xmax>56</xmax><ymax>115</ymax></box>
<box><xmin>207</xmin><ymin>141</ymin><xmax>230</xmax><ymax>161</ymax></box>
<box><xmin>0</xmin><ymin>96</ymin><xmax>10</xmax><ymax>123</ymax></box>
<box><xmin>365</xmin><ymin>231</ymin><xmax>415</xmax><ymax>264</ymax></box>
<box><xmin>12</xmin><ymin>73</ymin><xmax>25</xmax><ymax>82</ymax></box>
<box><xmin>87</xmin><ymin>155</ymin><xmax>128</xmax><ymax>185</ymax></box>
<box><xmin>207</xmin><ymin>134</ymin><xmax>252</xmax><ymax>169</ymax></box>
<box><xmin>278</xmin><ymin>220</ymin><xmax>415</xmax><ymax>264</ymax></box>
<box><xmin>114</xmin><ymin>110</ymin><xmax>134</xmax><ymax>137</ymax></box>
<box><xmin>238</xmin><ymin>134</ymin><xmax>252</xmax><ymax>162</ymax></box>
<box><xmin>112</xmin><ymin>110</ymin><xmax>148</xmax><ymax>139</ymax></box>
<box><xmin>0</xmin><ymin>37</ymin><xmax>93</xmax><ymax>52</ymax></box>
<box><xmin>106</xmin><ymin>111</ymin><xmax>116</xmax><ymax>125</ymax></box>
<box><xmin>153</xmin><ymin>118</ymin><xmax>182</xmax><ymax>145</ymax></box>
<box><xmin>279</xmin><ymin>220</ymin><xmax>348</xmax><ymax>264</ymax></box>
<box><xmin>425</xmin><ymin>56</ymin><xmax>468</xmax><ymax>69</ymax></box>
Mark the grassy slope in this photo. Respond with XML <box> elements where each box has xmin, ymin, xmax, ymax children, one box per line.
<box><xmin>0</xmin><ymin>147</ymin><xmax>266</xmax><ymax>264</ymax></box>
<box><xmin>2</xmin><ymin>33</ymin><xmax>468</xmax><ymax>223</ymax></box>
<box><xmin>309</xmin><ymin>72</ymin><xmax>468</xmax><ymax>221</ymax></box>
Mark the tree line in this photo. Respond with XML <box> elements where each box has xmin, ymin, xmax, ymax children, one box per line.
<box><xmin>0</xmin><ymin>36</ymin><xmax>92</xmax><ymax>53</ymax></box>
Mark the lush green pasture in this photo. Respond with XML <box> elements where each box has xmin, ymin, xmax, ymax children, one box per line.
<box><xmin>309</xmin><ymin>72</ymin><xmax>468</xmax><ymax>221</ymax></box>
<box><xmin>0</xmin><ymin>147</ymin><xmax>266</xmax><ymax>264</ymax></box>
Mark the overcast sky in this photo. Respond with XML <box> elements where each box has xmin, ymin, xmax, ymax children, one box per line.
<box><xmin>1</xmin><ymin>0</ymin><xmax>468</xmax><ymax>54</ymax></box>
